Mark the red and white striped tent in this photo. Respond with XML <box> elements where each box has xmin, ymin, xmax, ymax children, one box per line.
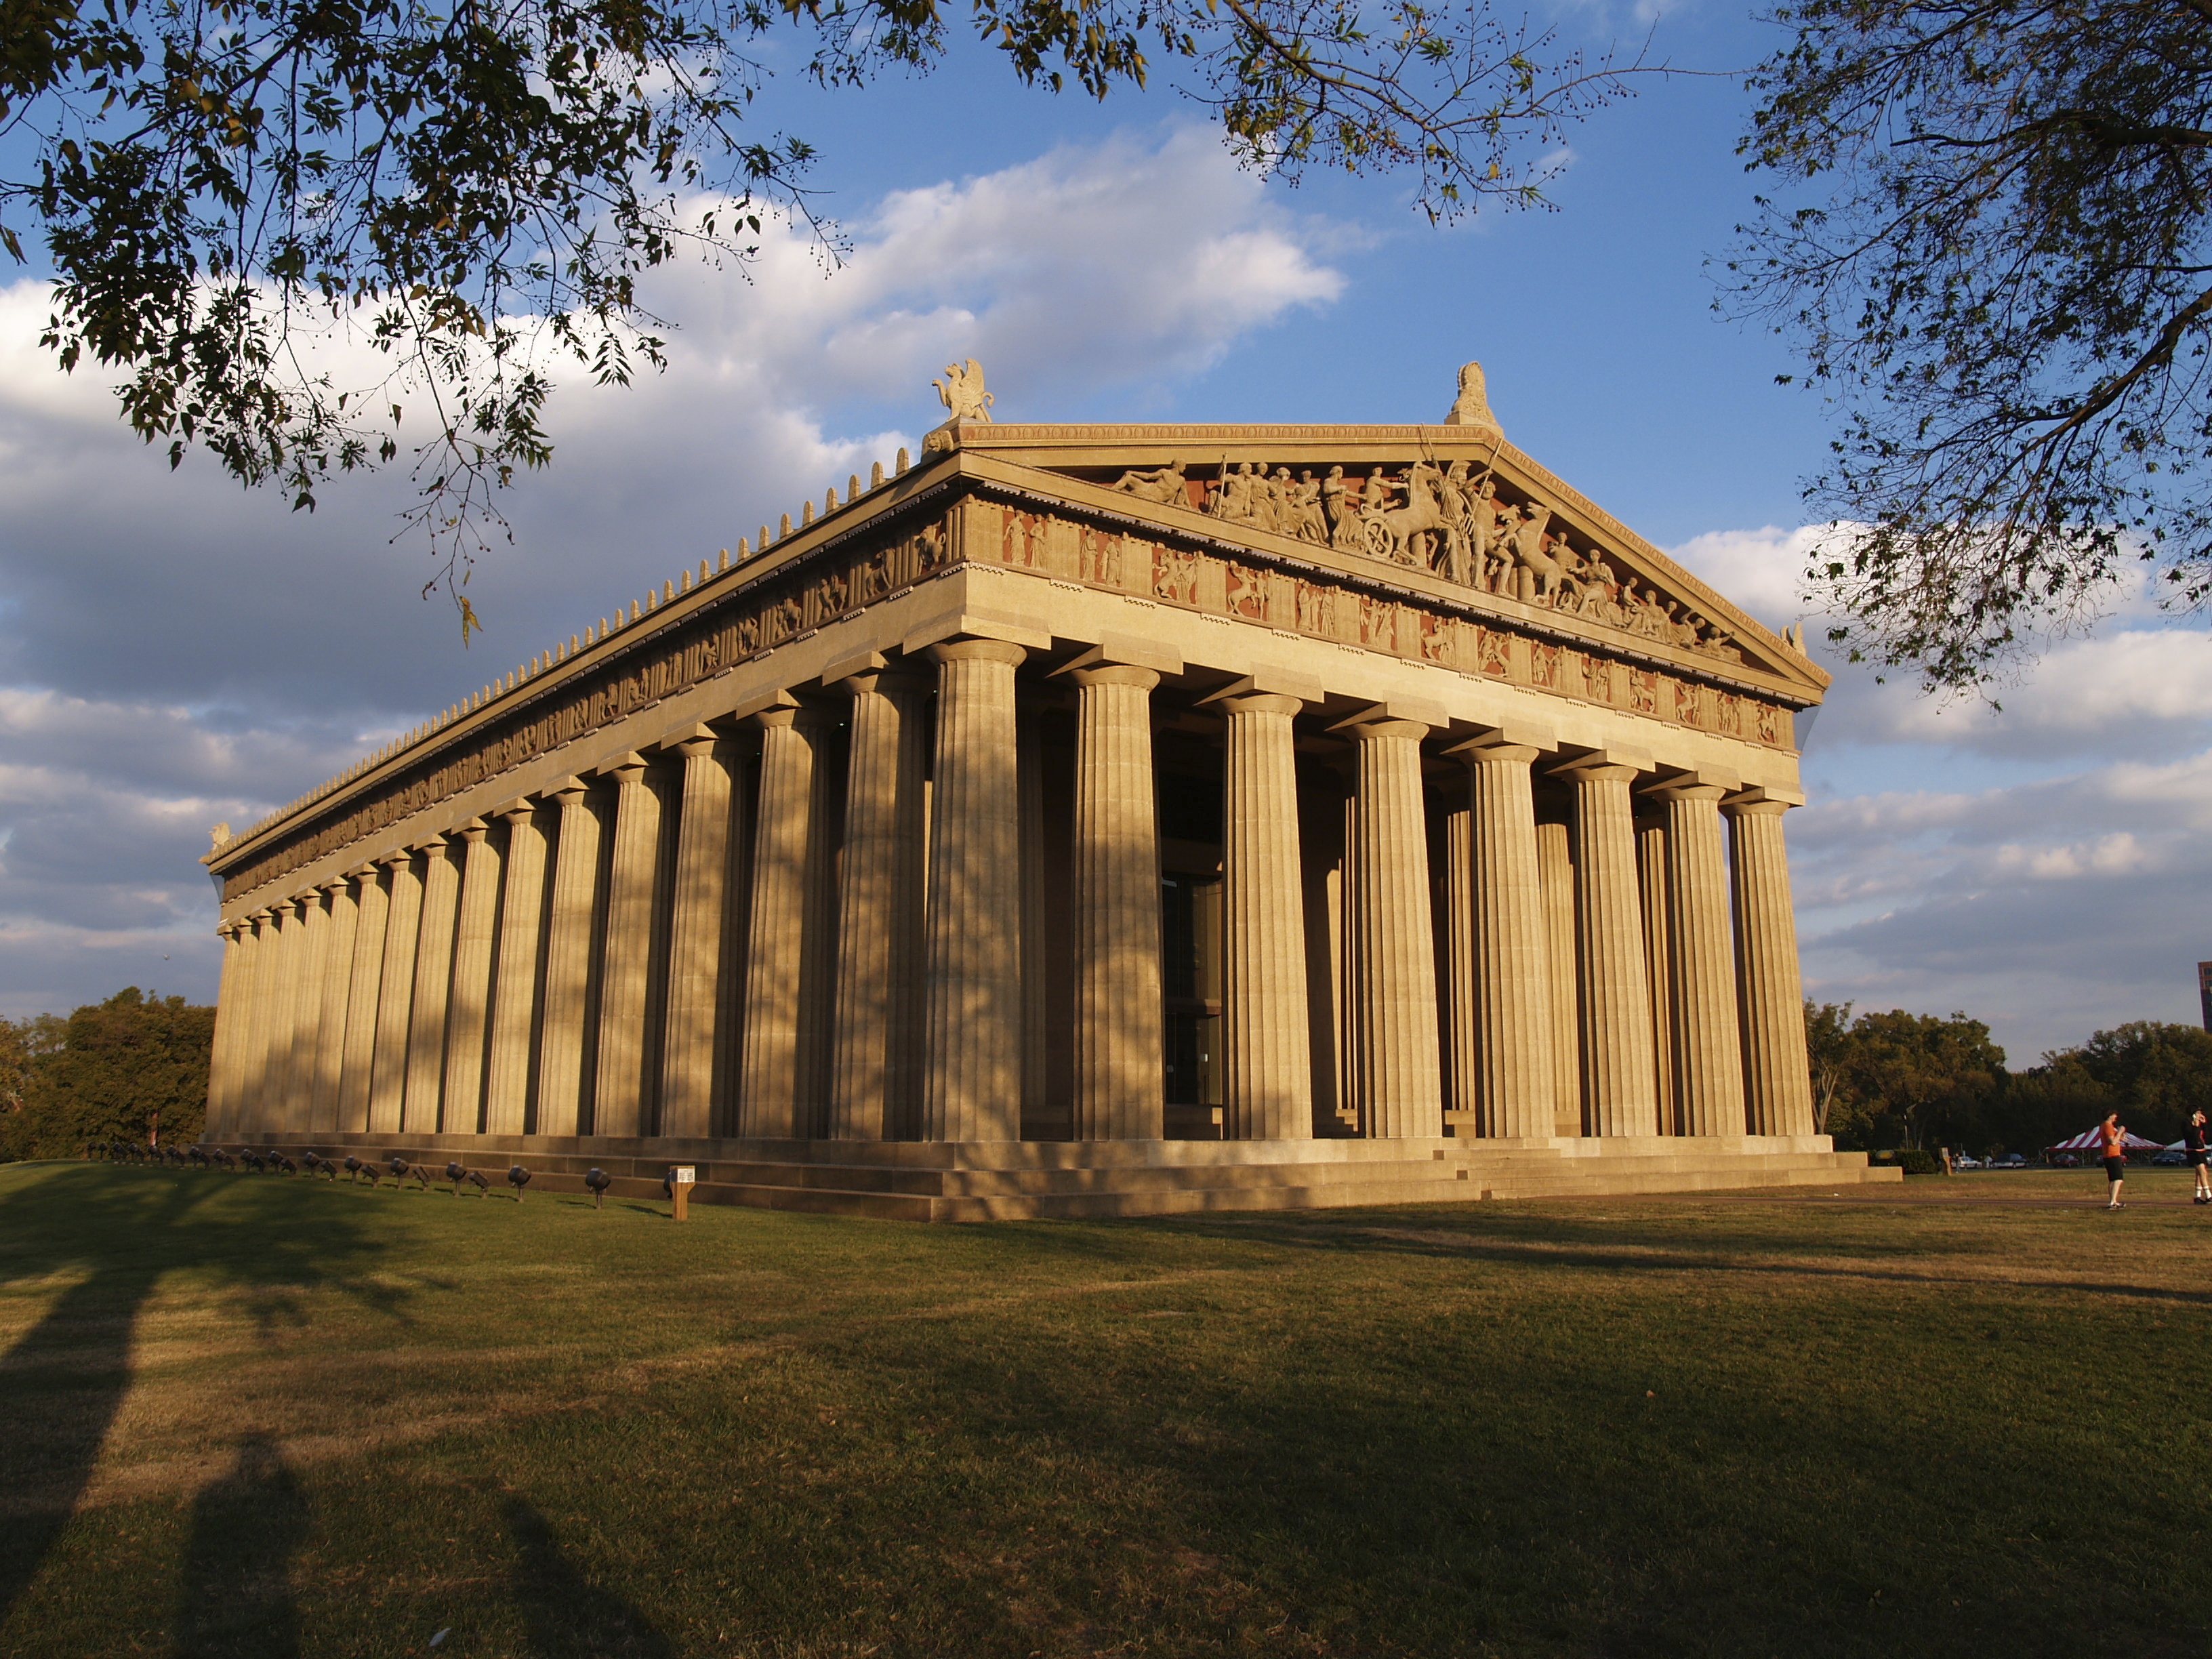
<box><xmin>2051</xmin><ymin>1128</ymin><xmax>2165</xmax><ymax>1151</ymax></box>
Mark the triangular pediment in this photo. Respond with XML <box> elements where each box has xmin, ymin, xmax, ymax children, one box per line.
<box><xmin>944</xmin><ymin>424</ymin><xmax>1826</xmax><ymax>696</ymax></box>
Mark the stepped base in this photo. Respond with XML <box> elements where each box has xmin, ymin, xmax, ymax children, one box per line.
<box><xmin>211</xmin><ymin>1128</ymin><xmax>1901</xmax><ymax>1221</ymax></box>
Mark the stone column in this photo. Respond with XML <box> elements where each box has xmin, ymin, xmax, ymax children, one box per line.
<box><xmin>258</xmin><ymin>899</ymin><xmax>306</xmax><ymax>1131</ymax></box>
<box><xmin>1653</xmin><ymin>783</ymin><xmax>1748</xmax><ymax>1136</ymax></box>
<box><xmin>593</xmin><ymin>754</ymin><xmax>661</xmax><ymax>1139</ymax></box>
<box><xmin>403</xmin><ymin>835</ymin><xmax>461</xmax><ymax>1134</ymax></box>
<box><xmin>828</xmin><ymin>672</ymin><xmax>928</xmax><ymax>1141</ymax></box>
<box><xmin>308</xmin><ymin>877</ymin><xmax>359</xmax><ymax>1132</ymax></box>
<box><xmin>337</xmin><ymin>865</ymin><xmax>389</xmax><ymax>1133</ymax></box>
<box><xmin>1216</xmin><ymin>689</ymin><xmax>1313</xmax><ymax>1141</ymax></box>
<box><xmin>1018</xmin><ymin>698</ymin><xmax>1049</xmax><ymax>1127</ymax></box>
<box><xmin>1637</xmin><ymin>820</ymin><xmax>1678</xmax><ymax>1135</ymax></box>
<box><xmin>283</xmin><ymin>890</ymin><xmax>330</xmax><ymax>1130</ymax></box>
<box><xmin>205</xmin><ymin>922</ymin><xmax>247</xmax><ymax>1135</ymax></box>
<box><xmin>535</xmin><ymin>780</ymin><xmax>601</xmax><ymax>1137</ymax></box>
<box><xmin>922</xmin><ymin>638</ymin><xmax>1027</xmax><ymax>1143</ymax></box>
<box><xmin>1448</xmin><ymin>736</ymin><xmax>1557</xmax><ymax>1139</ymax></box>
<box><xmin>1727</xmin><ymin>794</ymin><xmax>1816</xmax><ymax>1136</ymax></box>
<box><xmin>441</xmin><ymin>820</ymin><xmax>501</xmax><ymax>1134</ymax></box>
<box><xmin>739</xmin><ymin>705</ymin><xmax>836</xmax><ymax>1139</ymax></box>
<box><xmin>1339</xmin><ymin>711</ymin><xmax>1442</xmax><ymax>1139</ymax></box>
<box><xmin>484</xmin><ymin>799</ymin><xmax>550</xmax><ymax>1137</ymax></box>
<box><xmin>1535</xmin><ymin>821</ymin><xmax>1580</xmax><ymax>1136</ymax></box>
<box><xmin>1069</xmin><ymin>661</ymin><xmax>1164</xmax><ymax>1142</ymax></box>
<box><xmin>661</xmin><ymin>732</ymin><xmax>741</xmax><ymax>1140</ymax></box>
<box><xmin>1555</xmin><ymin>756</ymin><xmax>1660</xmax><ymax>1137</ymax></box>
<box><xmin>368</xmin><ymin>849</ymin><xmax>424</xmax><ymax>1134</ymax></box>
<box><xmin>222</xmin><ymin>914</ymin><xmax>266</xmax><ymax>1134</ymax></box>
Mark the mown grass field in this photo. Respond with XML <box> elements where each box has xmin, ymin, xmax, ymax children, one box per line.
<box><xmin>3</xmin><ymin>1160</ymin><xmax>2208</xmax><ymax>1658</ymax></box>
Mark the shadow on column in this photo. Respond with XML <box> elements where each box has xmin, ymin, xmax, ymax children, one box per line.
<box><xmin>505</xmin><ymin>1496</ymin><xmax>674</xmax><ymax>1658</ymax></box>
<box><xmin>172</xmin><ymin>1435</ymin><xmax>312</xmax><ymax>1658</ymax></box>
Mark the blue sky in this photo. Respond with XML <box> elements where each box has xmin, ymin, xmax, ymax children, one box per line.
<box><xmin>0</xmin><ymin>0</ymin><xmax>2206</xmax><ymax>1062</ymax></box>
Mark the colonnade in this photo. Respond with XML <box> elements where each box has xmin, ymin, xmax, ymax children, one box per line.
<box><xmin>206</xmin><ymin>642</ymin><xmax>1815</xmax><ymax>1145</ymax></box>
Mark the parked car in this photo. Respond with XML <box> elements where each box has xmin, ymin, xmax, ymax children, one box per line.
<box><xmin>1994</xmin><ymin>1153</ymin><xmax>2028</xmax><ymax>1168</ymax></box>
<box><xmin>2153</xmin><ymin>1149</ymin><xmax>2188</xmax><ymax>1166</ymax></box>
<box><xmin>2051</xmin><ymin>1153</ymin><xmax>2081</xmax><ymax>1168</ymax></box>
<box><xmin>1954</xmin><ymin>1155</ymin><xmax>1984</xmax><ymax>1169</ymax></box>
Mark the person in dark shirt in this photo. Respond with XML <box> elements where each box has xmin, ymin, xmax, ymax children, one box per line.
<box><xmin>2186</xmin><ymin>1110</ymin><xmax>2210</xmax><ymax>1206</ymax></box>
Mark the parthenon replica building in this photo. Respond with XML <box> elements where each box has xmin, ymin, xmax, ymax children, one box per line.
<box><xmin>201</xmin><ymin>365</ymin><xmax>1895</xmax><ymax>1216</ymax></box>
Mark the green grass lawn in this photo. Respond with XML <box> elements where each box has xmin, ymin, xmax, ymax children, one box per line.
<box><xmin>3</xmin><ymin>1162</ymin><xmax>2209</xmax><ymax>1658</ymax></box>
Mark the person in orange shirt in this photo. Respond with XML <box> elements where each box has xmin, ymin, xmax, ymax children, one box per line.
<box><xmin>2097</xmin><ymin>1113</ymin><xmax>2129</xmax><ymax>1209</ymax></box>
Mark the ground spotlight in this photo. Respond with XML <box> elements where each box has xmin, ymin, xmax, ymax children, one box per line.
<box><xmin>584</xmin><ymin>1167</ymin><xmax>611</xmax><ymax>1210</ymax></box>
<box><xmin>507</xmin><ymin>1165</ymin><xmax>531</xmax><ymax>1202</ymax></box>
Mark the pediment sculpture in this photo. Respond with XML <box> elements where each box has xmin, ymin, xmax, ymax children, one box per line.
<box><xmin>1107</xmin><ymin>457</ymin><xmax>1746</xmax><ymax>665</ymax></box>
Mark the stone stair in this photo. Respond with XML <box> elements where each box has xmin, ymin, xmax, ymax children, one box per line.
<box><xmin>227</xmin><ymin>1129</ymin><xmax>1899</xmax><ymax>1221</ymax></box>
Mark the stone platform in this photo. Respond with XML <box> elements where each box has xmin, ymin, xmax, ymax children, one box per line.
<box><xmin>226</xmin><ymin>1130</ymin><xmax>1900</xmax><ymax>1221</ymax></box>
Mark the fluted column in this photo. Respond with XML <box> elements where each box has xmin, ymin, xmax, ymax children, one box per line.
<box><xmin>1637</xmin><ymin>820</ymin><xmax>1678</xmax><ymax>1135</ymax></box>
<box><xmin>484</xmin><ymin>800</ymin><xmax>550</xmax><ymax>1136</ymax></box>
<box><xmin>662</xmin><ymin>733</ymin><xmax>741</xmax><ymax>1139</ymax></box>
<box><xmin>594</xmin><ymin>756</ymin><xmax>661</xmax><ymax>1139</ymax></box>
<box><xmin>309</xmin><ymin>877</ymin><xmax>359</xmax><ymax>1132</ymax></box>
<box><xmin>535</xmin><ymin>780</ymin><xmax>602</xmax><ymax>1137</ymax></box>
<box><xmin>283</xmin><ymin>890</ymin><xmax>330</xmax><ymax>1130</ymax></box>
<box><xmin>1654</xmin><ymin>783</ymin><xmax>1748</xmax><ymax>1136</ymax></box>
<box><xmin>258</xmin><ymin>899</ymin><xmax>306</xmax><ymax>1131</ymax></box>
<box><xmin>367</xmin><ymin>849</ymin><xmax>424</xmax><ymax>1134</ymax></box>
<box><xmin>337</xmin><ymin>865</ymin><xmax>389</xmax><ymax>1132</ymax></box>
<box><xmin>403</xmin><ymin>835</ymin><xmax>461</xmax><ymax>1134</ymax></box>
<box><xmin>1727</xmin><ymin>795</ymin><xmax>1815</xmax><ymax>1136</ymax></box>
<box><xmin>1557</xmin><ymin>757</ymin><xmax>1660</xmax><ymax>1136</ymax></box>
<box><xmin>739</xmin><ymin>705</ymin><xmax>836</xmax><ymax>1139</ymax></box>
<box><xmin>1534</xmin><ymin>821</ymin><xmax>1580</xmax><ymax>1136</ymax></box>
<box><xmin>205</xmin><ymin>922</ymin><xmax>247</xmax><ymax>1135</ymax></box>
<box><xmin>1070</xmin><ymin>663</ymin><xmax>1164</xmax><ymax>1142</ymax></box>
<box><xmin>1450</xmin><ymin>737</ymin><xmax>1557</xmax><ymax>1139</ymax></box>
<box><xmin>922</xmin><ymin>638</ymin><xmax>1027</xmax><ymax>1143</ymax></box>
<box><xmin>441</xmin><ymin>820</ymin><xmax>501</xmax><ymax>1134</ymax></box>
<box><xmin>1341</xmin><ymin>714</ymin><xmax>1441</xmax><ymax>1139</ymax></box>
<box><xmin>1218</xmin><ymin>692</ymin><xmax>1314</xmax><ymax>1141</ymax></box>
<box><xmin>223</xmin><ymin>914</ymin><xmax>266</xmax><ymax>1134</ymax></box>
<box><xmin>829</xmin><ymin>672</ymin><xmax>928</xmax><ymax>1141</ymax></box>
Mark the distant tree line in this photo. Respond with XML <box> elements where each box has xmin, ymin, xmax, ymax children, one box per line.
<box><xmin>0</xmin><ymin>988</ymin><xmax>213</xmax><ymax>1162</ymax></box>
<box><xmin>1805</xmin><ymin>1002</ymin><xmax>2212</xmax><ymax>1157</ymax></box>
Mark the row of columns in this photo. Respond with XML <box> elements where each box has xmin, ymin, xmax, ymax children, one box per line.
<box><xmin>206</xmin><ymin>642</ymin><xmax>1815</xmax><ymax>1145</ymax></box>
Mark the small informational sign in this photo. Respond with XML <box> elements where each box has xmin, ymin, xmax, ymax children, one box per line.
<box><xmin>670</xmin><ymin>1164</ymin><xmax>694</xmax><ymax>1222</ymax></box>
<box><xmin>674</xmin><ymin>1166</ymin><xmax>696</xmax><ymax>1183</ymax></box>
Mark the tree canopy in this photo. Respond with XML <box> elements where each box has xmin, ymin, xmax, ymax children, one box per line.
<box><xmin>0</xmin><ymin>0</ymin><xmax>1645</xmax><ymax>619</ymax></box>
<box><xmin>1734</xmin><ymin>0</ymin><xmax>2212</xmax><ymax>690</ymax></box>
<box><xmin>0</xmin><ymin>987</ymin><xmax>212</xmax><ymax>1160</ymax></box>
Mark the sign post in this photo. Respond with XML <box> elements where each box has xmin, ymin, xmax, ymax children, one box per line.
<box><xmin>672</xmin><ymin>1164</ymin><xmax>695</xmax><ymax>1221</ymax></box>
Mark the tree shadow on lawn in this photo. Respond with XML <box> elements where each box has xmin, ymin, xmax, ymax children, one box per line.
<box><xmin>1101</xmin><ymin>1204</ymin><xmax>2212</xmax><ymax>1307</ymax></box>
<box><xmin>0</xmin><ymin>1164</ymin><xmax>398</xmax><ymax>1625</ymax></box>
<box><xmin>774</xmin><ymin>1247</ymin><xmax>2197</xmax><ymax>1659</ymax></box>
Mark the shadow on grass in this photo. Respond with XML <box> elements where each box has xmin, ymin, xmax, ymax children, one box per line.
<box><xmin>506</xmin><ymin>1496</ymin><xmax>672</xmax><ymax>1657</ymax></box>
<box><xmin>0</xmin><ymin>1166</ymin><xmax>392</xmax><ymax>1622</ymax></box>
<box><xmin>173</xmin><ymin>1436</ymin><xmax>311</xmax><ymax>1658</ymax></box>
<box><xmin>1103</xmin><ymin>1206</ymin><xmax>2212</xmax><ymax>1306</ymax></box>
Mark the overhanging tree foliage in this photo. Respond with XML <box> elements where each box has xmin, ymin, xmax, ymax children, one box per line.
<box><xmin>1</xmin><ymin>0</ymin><xmax>1646</xmax><ymax>623</ymax></box>
<box><xmin>1732</xmin><ymin>0</ymin><xmax>2212</xmax><ymax>690</ymax></box>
